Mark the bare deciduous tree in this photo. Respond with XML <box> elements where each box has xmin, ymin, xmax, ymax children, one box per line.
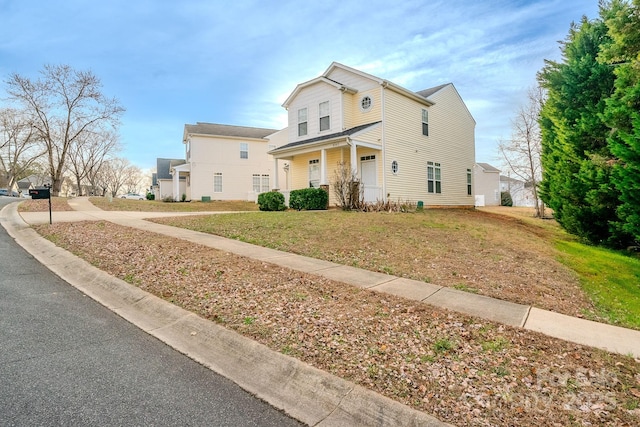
<box><xmin>331</xmin><ymin>161</ymin><xmax>363</xmax><ymax>210</ymax></box>
<box><xmin>0</xmin><ymin>107</ymin><xmax>45</xmax><ymax>192</ymax></box>
<box><xmin>6</xmin><ymin>64</ymin><xmax>124</xmax><ymax>196</ymax></box>
<box><xmin>67</xmin><ymin>128</ymin><xmax>120</xmax><ymax>196</ymax></box>
<box><xmin>498</xmin><ymin>86</ymin><xmax>545</xmax><ymax>217</ymax></box>
<box><xmin>98</xmin><ymin>157</ymin><xmax>142</xmax><ymax>197</ymax></box>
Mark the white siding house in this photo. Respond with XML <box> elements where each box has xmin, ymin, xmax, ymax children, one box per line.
<box><xmin>153</xmin><ymin>158</ymin><xmax>187</xmax><ymax>201</ymax></box>
<box><xmin>473</xmin><ymin>163</ymin><xmax>501</xmax><ymax>206</ymax></box>
<box><xmin>269</xmin><ymin>62</ymin><xmax>476</xmax><ymax>207</ymax></box>
<box><xmin>500</xmin><ymin>175</ymin><xmax>536</xmax><ymax>207</ymax></box>
<box><xmin>176</xmin><ymin>123</ymin><xmax>279</xmax><ymax>201</ymax></box>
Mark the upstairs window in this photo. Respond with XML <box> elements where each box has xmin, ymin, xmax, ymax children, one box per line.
<box><xmin>298</xmin><ymin>108</ymin><xmax>307</xmax><ymax>136</ymax></box>
<box><xmin>427</xmin><ymin>161</ymin><xmax>441</xmax><ymax>194</ymax></box>
<box><xmin>319</xmin><ymin>101</ymin><xmax>330</xmax><ymax>131</ymax></box>
<box><xmin>467</xmin><ymin>169</ymin><xmax>472</xmax><ymax>196</ymax></box>
<box><xmin>422</xmin><ymin>109</ymin><xmax>429</xmax><ymax>136</ymax></box>
<box><xmin>240</xmin><ymin>143</ymin><xmax>248</xmax><ymax>159</ymax></box>
<box><xmin>360</xmin><ymin>95</ymin><xmax>372</xmax><ymax>112</ymax></box>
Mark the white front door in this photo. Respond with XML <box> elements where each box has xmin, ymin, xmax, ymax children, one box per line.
<box><xmin>360</xmin><ymin>157</ymin><xmax>378</xmax><ymax>202</ymax></box>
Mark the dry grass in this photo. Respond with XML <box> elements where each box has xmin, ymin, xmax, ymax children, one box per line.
<box><xmin>151</xmin><ymin>208</ymin><xmax>596</xmax><ymax>320</ymax></box>
<box><xmin>88</xmin><ymin>197</ymin><xmax>259</xmax><ymax>212</ymax></box>
<box><xmin>34</xmin><ymin>220</ymin><xmax>640</xmax><ymax>427</ymax></box>
<box><xmin>17</xmin><ymin>197</ymin><xmax>74</xmax><ymax>212</ymax></box>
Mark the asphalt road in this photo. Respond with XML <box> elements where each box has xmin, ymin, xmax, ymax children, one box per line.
<box><xmin>0</xmin><ymin>198</ymin><xmax>303</xmax><ymax>426</ymax></box>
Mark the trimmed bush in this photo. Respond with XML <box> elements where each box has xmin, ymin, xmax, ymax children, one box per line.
<box><xmin>258</xmin><ymin>191</ymin><xmax>286</xmax><ymax>211</ymax></box>
<box><xmin>289</xmin><ymin>188</ymin><xmax>328</xmax><ymax>210</ymax></box>
<box><xmin>501</xmin><ymin>191</ymin><xmax>513</xmax><ymax>207</ymax></box>
<box><xmin>146</xmin><ymin>192</ymin><xmax>155</xmax><ymax>200</ymax></box>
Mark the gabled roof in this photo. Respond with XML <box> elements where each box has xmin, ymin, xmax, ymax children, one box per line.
<box><xmin>477</xmin><ymin>162</ymin><xmax>501</xmax><ymax>173</ymax></box>
<box><xmin>282</xmin><ymin>76</ymin><xmax>358</xmax><ymax>108</ymax></box>
<box><xmin>16</xmin><ymin>180</ymin><xmax>33</xmax><ymax>190</ymax></box>
<box><xmin>269</xmin><ymin>122</ymin><xmax>381</xmax><ymax>154</ymax></box>
<box><xmin>283</xmin><ymin>62</ymin><xmax>435</xmax><ymax>109</ymax></box>
<box><xmin>156</xmin><ymin>158</ymin><xmax>186</xmax><ymax>180</ymax></box>
<box><xmin>183</xmin><ymin>122</ymin><xmax>278</xmax><ymax>141</ymax></box>
<box><xmin>416</xmin><ymin>83</ymin><xmax>451</xmax><ymax>99</ymax></box>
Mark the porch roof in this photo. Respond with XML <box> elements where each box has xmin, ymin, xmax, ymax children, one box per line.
<box><xmin>269</xmin><ymin>121</ymin><xmax>381</xmax><ymax>155</ymax></box>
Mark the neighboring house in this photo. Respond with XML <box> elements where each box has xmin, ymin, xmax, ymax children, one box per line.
<box><xmin>16</xmin><ymin>178</ymin><xmax>33</xmax><ymax>196</ymax></box>
<box><xmin>268</xmin><ymin>62</ymin><xmax>476</xmax><ymax>207</ymax></box>
<box><xmin>153</xmin><ymin>158</ymin><xmax>187</xmax><ymax>201</ymax></box>
<box><xmin>17</xmin><ymin>174</ymin><xmax>49</xmax><ymax>194</ymax></box>
<box><xmin>500</xmin><ymin>175</ymin><xmax>536</xmax><ymax>207</ymax></box>
<box><xmin>173</xmin><ymin>123</ymin><xmax>280</xmax><ymax>202</ymax></box>
<box><xmin>473</xmin><ymin>163</ymin><xmax>501</xmax><ymax>206</ymax></box>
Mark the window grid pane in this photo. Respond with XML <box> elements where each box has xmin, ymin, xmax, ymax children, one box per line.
<box><xmin>252</xmin><ymin>174</ymin><xmax>260</xmax><ymax>193</ymax></box>
<box><xmin>298</xmin><ymin>108</ymin><xmax>307</xmax><ymax>136</ymax></box>
<box><xmin>240</xmin><ymin>143</ymin><xmax>248</xmax><ymax>159</ymax></box>
<box><xmin>214</xmin><ymin>173</ymin><xmax>222</xmax><ymax>192</ymax></box>
<box><xmin>422</xmin><ymin>109</ymin><xmax>429</xmax><ymax>136</ymax></box>
<box><xmin>319</xmin><ymin>101</ymin><xmax>330</xmax><ymax>131</ymax></box>
<box><xmin>261</xmin><ymin>174</ymin><xmax>269</xmax><ymax>192</ymax></box>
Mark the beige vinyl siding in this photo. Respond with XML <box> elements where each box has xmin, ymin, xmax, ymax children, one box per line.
<box><xmin>352</xmin><ymin>125</ymin><xmax>382</xmax><ymax>146</ymax></box>
<box><xmin>326</xmin><ymin>67</ymin><xmax>378</xmax><ymax>92</ymax></box>
<box><xmin>287</xmin><ymin>82</ymin><xmax>343</xmax><ymax>143</ymax></box>
<box><xmin>342</xmin><ymin>92</ymin><xmax>355</xmax><ymax>130</ymax></box>
<box><xmin>290</xmin><ymin>152</ymin><xmax>318</xmax><ymax>190</ymax></box>
<box><xmin>189</xmin><ymin>135</ymin><xmax>273</xmax><ymax>200</ymax></box>
<box><xmin>383</xmin><ymin>85</ymin><xmax>475</xmax><ymax>205</ymax></box>
<box><xmin>348</xmin><ymin>88</ymin><xmax>382</xmax><ymax>129</ymax></box>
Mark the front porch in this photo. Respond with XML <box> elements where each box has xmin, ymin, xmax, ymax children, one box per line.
<box><xmin>269</xmin><ymin>123</ymin><xmax>384</xmax><ymax>205</ymax></box>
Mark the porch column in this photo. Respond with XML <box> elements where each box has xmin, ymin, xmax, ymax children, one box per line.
<box><xmin>350</xmin><ymin>140</ymin><xmax>358</xmax><ymax>176</ymax></box>
<box><xmin>173</xmin><ymin>170</ymin><xmax>180</xmax><ymax>201</ymax></box>
<box><xmin>320</xmin><ymin>149</ymin><xmax>327</xmax><ymax>185</ymax></box>
<box><xmin>273</xmin><ymin>158</ymin><xmax>279</xmax><ymax>190</ymax></box>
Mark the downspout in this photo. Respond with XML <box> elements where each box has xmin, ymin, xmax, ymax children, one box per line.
<box><xmin>381</xmin><ymin>81</ymin><xmax>387</xmax><ymax>202</ymax></box>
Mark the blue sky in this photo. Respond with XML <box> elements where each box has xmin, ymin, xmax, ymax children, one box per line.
<box><xmin>1</xmin><ymin>0</ymin><xmax>600</xmax><ymax>171</ymax></box>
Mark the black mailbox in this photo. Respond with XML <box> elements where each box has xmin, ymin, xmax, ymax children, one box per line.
<box><xmin>29</xmin><ymin>188</ymin><xmax>51</xmax><ymax>200</ymax></box>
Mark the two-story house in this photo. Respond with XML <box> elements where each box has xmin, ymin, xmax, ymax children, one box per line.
<box><xmin>171</xmin><ymin>123</ymin><xmax>281</xmax><ymax>202</ymax></box>
<box><xmin>268</xmin><ymin>62</ymin><xmax>476</xmax><ymax>207</ymax></box>
<box><xmin>473</xmin><ymin>162</ymin><xmax>501</xmax><ymax>206</ymax></box>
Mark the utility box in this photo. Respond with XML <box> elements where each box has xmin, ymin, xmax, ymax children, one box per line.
<box><xmin>29</xmin><ymin>188</ymin><xmax>50</xmax><ymax>200</ymax></box>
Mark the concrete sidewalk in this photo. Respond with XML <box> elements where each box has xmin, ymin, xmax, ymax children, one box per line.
<box><xmin>19</xmin><ymin>197</ymin><xmax>640</xmax><ymax>359</ymax></box>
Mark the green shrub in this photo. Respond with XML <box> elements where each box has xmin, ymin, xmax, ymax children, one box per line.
<box><xmin>501</xmin><ymin>192</ymin><xmax>513</xmax><ymax>207</ymax></box>
<box><xmin>289</xmin><ymin>188</ymin><xmax>328</xmax><ymax>210</ymax></box>
<box><xmin>146</xmin><ymin>192</ymin><xmax>155</xmax><ymax>200</ymax></box>
<box><xmin>258</xmin><ymin>191</ymin><xmax>286</xmax><ymax>211</ymax></box>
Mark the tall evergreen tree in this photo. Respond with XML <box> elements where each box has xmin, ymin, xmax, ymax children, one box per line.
<box><xmin>537</xmin><ymin>15</ymin><xmax>625</xmax><ymax>246</ymax></box>
<box><xmin>600</xmin><ymin>0</ymin><xmax>640</xmax><ymax>245</ymax></box>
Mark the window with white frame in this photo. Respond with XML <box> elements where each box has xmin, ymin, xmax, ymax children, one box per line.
<box><xmin>467</xmin><ymin>169</ymin><xmax>472</xmax><ymax>196</ymax></box>
<box><xmin>422</xmin><ymin>109</ymin><xmax>429</xmax><ymax>136</ymax></box>
<box><xmin>213</xmin><ymin>172</ymin><xmax>223</xmax><ymax>192</ymax></box>
<box><xmin>427</xmin><ymin>161</ymin><xmax>441</xmax><ymax>194</ymax></box>
<box><xmin>252</xmin><ymin>174</ymin><xmax>270</xmax><ymax>193</ymax></box>
<box><xmin>298</xmin><ymin>108</ymin><xmax>307</xmax><ymax>136</ymax></box>
<box><xmin>240</xmin><ymin>143</ymin><xmax>248</xmax><ymax>159</ymax></box>
<box><xmin>319</xmin><ymin>101</ymin><xmax>330</xmax><ymax>131</ymax></box>
<box><xmin>309</xmin><ymin>159</ymin><xmax>320</xmax><ymax>188</ymax></box>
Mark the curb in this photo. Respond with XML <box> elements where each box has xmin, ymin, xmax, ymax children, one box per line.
<box><xmin>0</xmin><ymin>203</ymin><xmax>449</xmax><ymax>427</ymax></box>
